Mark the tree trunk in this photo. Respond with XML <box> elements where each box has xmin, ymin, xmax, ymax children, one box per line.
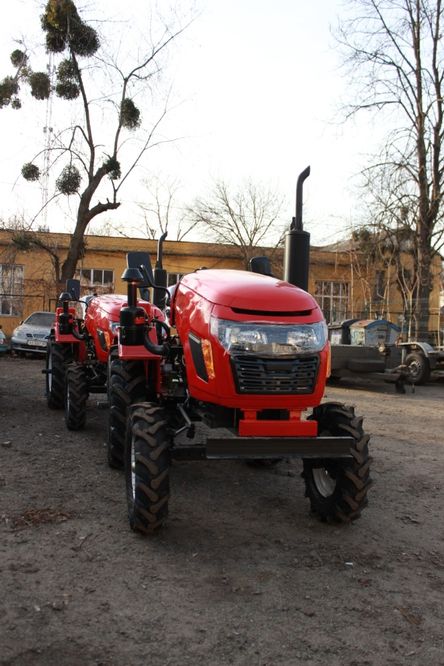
<box><xmin>59</xmin><ymin>176</ymin><xmax>120</xmax><ymax>287</ymax></box>
<box><xmin>415</xmin><ymin>230</ymin><xmax>433</xmax><ymax>340</ymax></box>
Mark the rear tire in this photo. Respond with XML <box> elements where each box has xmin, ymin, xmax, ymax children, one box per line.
<box><xmin>125</xmin><ymin>403</ymin><xmax>171</xmax><ymax>534</ymax></box>
<box><xmin>65</xmin><ymin>364</ymin><xmax>89</xmax><ymax>431</ymax></box>
<box><xmin>302</xmin><ymin>402</ymin><xmax>372</xmax><ymax>523</ymax></box>
<box><xmin>405</xmin><ymin>351</ymin><xmax>430</xmax><ymax>385</ymax></box>
<box><xmin>46</xmin><ymin>341</ymin><xmax>72</xmax><ymax>409</ymax></box>
<box><xmin>107</xmin><ymin>360</ymin><xmax>146</xmax><ymax>469</ymax></box>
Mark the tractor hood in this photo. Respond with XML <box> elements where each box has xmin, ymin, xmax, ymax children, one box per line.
<box><xmin>86</xmin><ymin>294</ymin><xmax>127</xmax><ymax>320</ymax></box>
<box><xmin>179</xmin><ymin>269</ymin><xmax>318</xmax><ymax>313</ymax></box>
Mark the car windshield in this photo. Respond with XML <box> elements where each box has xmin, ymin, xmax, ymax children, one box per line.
<box><xmin>25</xmin><ymin>312</ymin><xmax>54</xmax><ymax>327</ymax></box>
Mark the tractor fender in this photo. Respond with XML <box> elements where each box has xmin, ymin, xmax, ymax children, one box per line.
<box><xmin>398</xmin><ymin>341</ymin><xmax>438</xmax><ymax>369</ymax></box>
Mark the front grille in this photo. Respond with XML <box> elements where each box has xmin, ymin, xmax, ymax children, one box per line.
<box><xmin>231</xmin><ymin>355</ymin><xmax>319</xmax><ymax>394</ymax></box>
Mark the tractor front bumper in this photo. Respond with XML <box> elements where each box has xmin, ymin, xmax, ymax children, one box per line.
<box><xmin>172</xmin><ymin>436</ymin><xmax>354</xmax><ymax>461</ymax></box>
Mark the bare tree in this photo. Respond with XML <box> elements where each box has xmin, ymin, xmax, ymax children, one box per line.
<box><xmin>0</xmin><ymin>1</ymin><xmax>190</xmax><ymax>288</ymax></box>
<box><xmin>350</xmin><ymin>222</ymin><xmax>419</xmax><ymax>335</ymax></box>
<box><xmin>188</xmin><ymin>180</ymin><xmax>285</xmax><ymax>268</ymax></box>
<box><xmin>137</xmin><ymin>175</ymin><xmax>199</xmax><ymax>241</ymax></box>
<box><xmin>354</xmin><ymin>160</ymin><xmax>422</xmax><ymax>334</ymax></box>
<box><xmin>337</xmin><ymin>0</ymin><xmax>444</xmax><ymax>338</ymax></box>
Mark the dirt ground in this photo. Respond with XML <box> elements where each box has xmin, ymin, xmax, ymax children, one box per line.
<box><xmin>0</xmin><ymin>355</ymin><xmax>443</xmax><ymax>666</ymax></box>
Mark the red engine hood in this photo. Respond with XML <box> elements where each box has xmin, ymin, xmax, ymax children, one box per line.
<box><xmin>86</xmin><ymin>294</ymin><xmax>127</xmax><ymax>321</ymax></box>
<box><xmin>179</xmin><ymin>269</ymin><xmax>318</xmax><ymax>312</ymax></box>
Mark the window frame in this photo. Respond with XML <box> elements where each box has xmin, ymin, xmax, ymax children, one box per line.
<box><xmin>74</xmin><ymin>267</ymin><xmax>115</xmax><ymax>291</ymax></box>
<box><xmin>0</xmin><ymin>263</ymin><xmax>24</xmax><ymax>316</ymax></box>
<box><xmin>314</xmin><ymin>280</ymin><xmax>350</xmax><ymax>324</ymax></box>
<box><xmin>167</xmin><ymin>272</ymin><xmax>183</xmax><ymax>287</ymax></box>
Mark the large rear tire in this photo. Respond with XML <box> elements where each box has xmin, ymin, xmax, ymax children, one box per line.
<box><xmin>46</xmin><ymin>341</ymin><xmax>72</xmax><ymax>409</ymax></box>
<box><xmin>125</xmin><ymin>403</ymin><xmax>171</xmax><ymax>534</ymax></box>
<box><xmin>65</xmin><ymin>364</ymin><xmax>89</xmax><ymax>431</ymax></box>
<box><xmin>302</xmin><ymin>402</ymin><xmax>372</xmax><ymax>522</ymax></box>
<box><xmin>107</xmin><ymin>360</ymin><xmax>146</xmax><ymax>469</ymax></box>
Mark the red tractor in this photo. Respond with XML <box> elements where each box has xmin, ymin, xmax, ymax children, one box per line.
<box><xmin>109</xmin><ymin>168</ymin><xmax>372</xmax><ymax>534</ymax></box>
<box><xmin>45</xmin><ymin>282</ymin><xmax>126</xmax><ymax>430</ymax></box>
<box><xmin>45</xmin><ymin>235</ymin><xmax>169</xmax><ymax>449</ymax></box>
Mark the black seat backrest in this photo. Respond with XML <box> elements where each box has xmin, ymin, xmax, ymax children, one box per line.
<box><xmin>126</xmin><ymin>251</ymin><xmax>153</xmax><ymax>301</ymax></box>
<box><xmin>66</xmin><ymin>279</ymin><xmax>81</xmax><ymax>300</ymax></box>
<box><xmin>249</xmin><ymin>256</ymin><xmax>273</xmax><ymax>277</ymax></box>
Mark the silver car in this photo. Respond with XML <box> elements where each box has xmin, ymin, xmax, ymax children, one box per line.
<box><xmin>11</xmin><ymin>311</ymin><xmax>54</xmax><ymax>355</ymax></box>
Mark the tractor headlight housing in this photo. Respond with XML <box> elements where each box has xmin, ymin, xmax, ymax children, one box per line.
<box><xmin>210</xmin><ymin>318</ymin><xmax>328</xmax><ymax>356</ymax></box>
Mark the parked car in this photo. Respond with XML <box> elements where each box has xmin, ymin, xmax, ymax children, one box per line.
<box><xmin>0</xmin><ymin>325</ymin><xmax>8</xmax><ymax>354</ymax></box>
<box><xmin>11</xmin><ymin>311</ymin><xmax>54</xmax><ymax>355</ymax></box>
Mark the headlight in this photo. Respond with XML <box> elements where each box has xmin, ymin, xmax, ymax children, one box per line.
<box><xmin>210</xmin><ymin>318</ymin><xmax>327</xmax><ymax>356</ymax></box>
<box><xmin>13</xmin><ymin>329</ymin><xmax>26</xmax><ymax>339</ymax></box>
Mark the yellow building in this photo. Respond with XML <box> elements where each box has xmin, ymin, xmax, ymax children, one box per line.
<box><xmin>0</xmin><ymin>228</ymin><xmax>441</xmax><ymax>339</ymax></box>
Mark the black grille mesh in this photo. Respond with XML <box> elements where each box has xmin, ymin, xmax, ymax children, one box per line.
<box><xmin>231</xmin><ymin>355</ymin><xmax>319</xmax><ymax>394</ymax></box>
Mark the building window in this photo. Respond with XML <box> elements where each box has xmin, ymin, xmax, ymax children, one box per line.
<box><xmin>373</xmin><ymin>270</ymin><xmax>386</xmax><ymax>300</ymax></box>
<box><xmin>0</xmin><ymin>264</ymin><xmax>24</xmax><ymax>316</ymax></box>
<box><xmin>314</xmin><ymin>281</ymin><xmax>349</xmax><ymax>323</ymax></box>
<box><xmin>167</xmin><ymin>272</ymin><xmax>183</xmax><ymax>287</ymax></box>
<box><xmin>74</xmin><ymin>268</ymin><xmax>114</xmax><ymax>293</ymax></box>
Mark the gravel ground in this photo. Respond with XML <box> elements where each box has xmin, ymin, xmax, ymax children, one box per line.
<box><xmin>0</xmin><ymin>355</ymin><xmax>443</xmax><ymax>666</ymax></box>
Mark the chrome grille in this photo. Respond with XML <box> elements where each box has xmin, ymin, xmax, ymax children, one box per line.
<box><xmin>28</xmin><ymin>333</ymin><xmax>49</xmax><ymax>340</ymax></box>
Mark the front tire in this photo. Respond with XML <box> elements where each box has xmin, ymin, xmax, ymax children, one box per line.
<box><xmin>125</xmin><ymin>403</ymin><xmax>171</xmax><ymax>534</ymax></box>
<box><xmin>107</xmin><ymin>360</ymin><xmax>146</xmax><ymax>469</ymax></box>
<box><xmin>65</xmin><ymin>364</ymin><xmax>89</xmax><ymax>431</ymax></box>
<box><xmin>405</xmin><ymin>351</ymin><xmax>430</xmax><ymax>385</ymax></box>
<box><xmin>302</xmin><ymin>402</ymin><xmax>372</xmax><ymax>522</ymax></box>
<box><xmin>46</xmin><ymin>341</ymin><xmax>72</xmax><ymax>409</ymax></box>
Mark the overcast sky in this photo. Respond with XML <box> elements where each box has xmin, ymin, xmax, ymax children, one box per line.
<box><xmin>0</xmin><ymin>0</ymin><xmax>383</xmax><ymax>246</ymax></box>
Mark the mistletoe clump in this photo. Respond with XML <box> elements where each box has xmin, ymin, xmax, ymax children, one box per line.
<box><xmin>10</xmin><ymin>50</ymin><xmax>28</xmax><ymax>69</ymax></box>
<box><xmin>70</xmin><ymin>23</ymin><xmax>99</xmax><ymax>57</ymax></box>
<box><xmin>120</xmin><ymin>98</ymin><xmax>141</xmax><ymax>130</ymax></box>
<box><xmin>41</xmin><ymin>0</ymin><xmax>100</xmax><ymax>57</ymax></box>
<box><xmin>103</xmin><ymin>156</ymin><xmax>121</xmax><ymax>180</ymax></box>
<box><xmin>21</xmin><ymin>163</ymin><xmax>40</xmax><ymax>181</ymax></box>
<box><xmin>0</xmin><ymin>76</ymin><xmax>19</xmax><ymax>108</ymax></box>
<box><xmin>57</xmin><ymin>58</ymin><xmax>77</xmax><ymax>80</ymax></box>
<box><xmin>56</xmin><ymin>164</ymin><xmax>81</xmax><ymax>195</ymax></box>
<box><xmin>56</xmin><ymin>80</ymin><xmax>79</xmax><ymax>99</ymax></box>
<box><xmin>55</xmin><ymin>58</ymin><xmax>79</xmax><ymax>99</ymax></box>
<box><xmin>29</xmin><ymin>72</ymin><xmax>51</xmax><ymax>100</ymax></box>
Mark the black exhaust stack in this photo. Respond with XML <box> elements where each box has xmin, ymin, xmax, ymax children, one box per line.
<box><xmin>153</xmin><ymin>231</ymin><xmax>168</xmax><ymax>310</ymax></box>
<box><xmin>284</xmin><ymin>166</ymin><xmax>311</xmax><ymax>291</ymax></box>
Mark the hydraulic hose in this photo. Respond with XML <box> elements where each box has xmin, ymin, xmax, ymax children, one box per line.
<box><xmin>143</xmin><ymin>330</ymin><xmax>169</xmax><ymax>357</ymax></box>
<box><xmin>72</xmin><ymin>327</ymin><xmax>88</xmax><ymax>341</ymax></box>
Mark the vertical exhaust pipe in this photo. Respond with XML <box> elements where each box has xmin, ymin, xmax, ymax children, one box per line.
<box><xmin>284</xmin><ymin>166</ymin><xmax>311</xmax><ymax>291</ymax></box>
<box><xmin>153</xmin><ymin>231</ymin><xmax>168</xmax><ymax>310</ymax></box>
